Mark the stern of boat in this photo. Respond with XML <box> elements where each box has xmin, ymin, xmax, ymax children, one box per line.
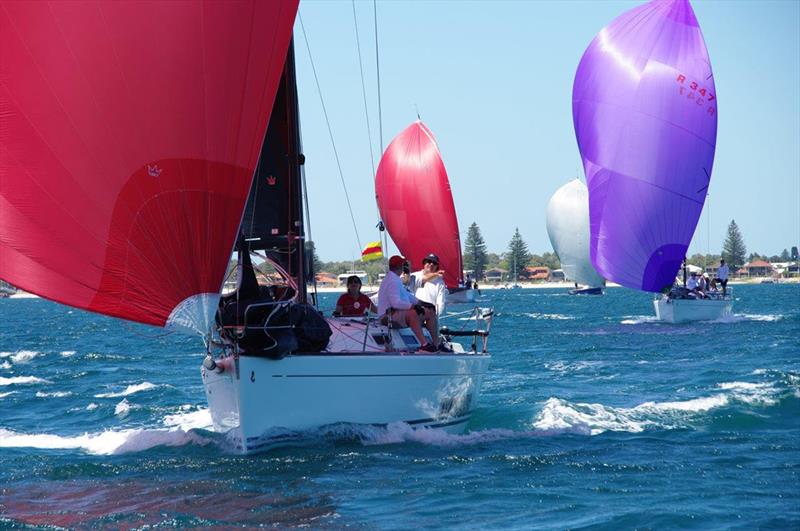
<box><xmin>654</xmin><ymin>295</ymin><xmax>733</xmax><ymax>323</ymax></box>
<box><xmin>446</xmin><ymin>287</ymin><xmax>477</xmax><ymax>304</ymax></box>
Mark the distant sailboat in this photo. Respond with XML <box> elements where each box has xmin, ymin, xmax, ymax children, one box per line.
<box><xmin>375</xmin><ymin>120</ymin><xmax>475</xmax><ymax>303</ymax></box>
<box><xmin>573</xmin><ymin>0</ymin><xmax>731</xmax><ymax>322</ymax></box>
<box><xmin>546</xmin><ymin>179</ymin><xmax>605</xmax><ymax>295</ymax></box>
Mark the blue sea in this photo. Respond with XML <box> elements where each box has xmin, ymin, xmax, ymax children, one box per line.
<box><xmin>1</xmin><ymin>284</ymin><xmax>798</xmax><ymax>529</ymax></box>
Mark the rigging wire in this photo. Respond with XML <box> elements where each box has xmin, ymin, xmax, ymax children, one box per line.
<box><xmin>352</xmin><ymin>0</ymin><xmax>377</xmax><ymax>181</ymax></box>
<box><xmin>373</xmin><ymin>0</ymin><xmax>384</xmax><ymax>154</ymax></box>
<box><xmin>353</xmin><ymin>0</ymin><xmax>388</xmax><ymax>267</ymax></box>
<box><xmin>299</xmin><ymin>14</ymin><xmax>362</xmax><ymax>253</ymax></box>
<box><xmin>706</xmin><ymin>192</ymin><xmax>711</xmax><ymax>271</ymax></box>
<box><xmin>372</xmin><ymin>0</ymin><xmax>390</xmax><ymax>260</ymax></box>
<box><xmin>294</xmin><ymin>109</ymin><xmax>318</xmax><ymax>303</ymax></box>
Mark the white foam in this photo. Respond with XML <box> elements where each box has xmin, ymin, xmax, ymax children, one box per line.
<box><xmin>95</xmin><ymin>382</ymin><xmax>159</xmax><ymax>398</ymax></box>
<box><xmin>114</xmin><ymin>399</ymin><xmax>131</xmax><ymax>417</ymax></box>
<box><xmin>60</xmin><ymin>351</ymin><xmax>76</xmax><ymax>357</ymax></box>
<box><xmin>715</xmin><ymin>313</ymin><xmax>783</xmax><ymax>323</ymax></box>
<box><xmin>635</xmin><ymin>394</ymin><xmax>729</xmax><ymax>413</ymax></box>
<box><xmin>0</xmin><ymin>391</ymin><xmax>16</xmax><ymax>398</ymax></box>
<box><xmin>357</xmin><ymin>421</ymin><xmax>527</xmax><ymax>447</ymax></box>
<box><xmin>86</xmin><ymin>403</ymin><xmax>98</xmax><ymax>411</ymax></box>
<box><xmin>533</xmin><ymin>398</ymin><xmax>645</xmax><ymax>435</ymax></box>
<box><xmin>545</xmin><ymin>361</ymin><xmax>603</xmax><ymax>373</ymax></box>
<box><xmin>0</xmin><ymin>426</ymin><xmax>211</xmax><ymax>455</ymax></box>
<box><xmin>530</xmin><ymin>380</ymin><xmax>787</xmax><ymax>436</ymax></box>
<box><xmin>526</xmin><ymin>312</ymin><xmax>574</xmax><ymax>320</ymax></box>
<box><xmin>162</xmin><ymin>407</ymin><xmax>213</xmax><ymax>431</ymax></box>
<box><xmin>35</xmin><ymin>391</ymin><xmax>72</xmax><ymax>398</ymax></box>
<box><xmin>0</xmin><ymin>351</ymin><xmax>41</xmax><ymax>363</ymax></box>
<box><xmin>621</xmin><ymin>315</ymin><xmax>661</xmax><ymax>325</ymax></box>
<box><xmin>353</xmin><ymin>418</ymin><xmax>604</xmax><ymax>448</ymax></box>
<box><xmin>719</xmin><ymin>381</ymin><xmax>763</xmax><ymax>390</ymax></box>
<box><xmin>717</xmin><ymin>381</ymin><xmax>778</xmax><ymax>406</ymax></box>
<box><xmin>0</xmin><ymin>361</ymin><xmax>10</xmax><ymax>370</ymax></box>
<box><xmin>10</xmin><ymin>351</ymin><xmax>41</xmax><ymax>363</ymax></box>
<box><xmin>0</xmin><ymin>376</ymin><xmax>50</xmax><ymax>386</ymax></box>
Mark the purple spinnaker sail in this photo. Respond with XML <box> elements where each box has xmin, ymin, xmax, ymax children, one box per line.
<box><xmin>573</xmin><ymin>0</ymin><xmax>717</xmax><ymax>292</ymax></box>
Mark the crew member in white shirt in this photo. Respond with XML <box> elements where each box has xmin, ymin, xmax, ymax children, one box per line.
<box><xmin>411</xmin><ymin>253</ymin><xmax>447</xmax><ymax>317</ymax></box>
<box><xmin>410</xmin><ymin>253</ymin><xmax>448</xmax><ymax>350</ymax></box>
<box><xmin>687</xmin><ymin>271</ymin><xmax>704</xmax><ymax>297</ymax></box>
<box><xmin>715</xmin><ymin>259</ymin><xmax>730</xmax><ymax>296</ymax></box>
<box><xmin>377</xmin><ymin>255</ymin><xmax>438</xmax><ymax>352</ymax></box>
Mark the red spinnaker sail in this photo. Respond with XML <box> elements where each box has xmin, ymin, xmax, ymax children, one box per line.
<box><xmin>0</xmin><ymin>1</ymin><xmax>298</xmax><ymax>333</ymax></box>
<box><xmin>375</xmin><ymin>121</ymin><xmax>462</xmax><ymax>289</ymax></box>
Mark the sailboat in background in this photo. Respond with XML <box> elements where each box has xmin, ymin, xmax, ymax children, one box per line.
<box><xmin>0</xmin><ymin>3</ymin><xmax>491</xmax><ymax>453</ymax></box>
<box><xmin>375</xmin><ymin>121</ymin><xmax>476</xmax><ymax>303</ymax></box>
<box><xmin>510</xmin><ymin>255</ymin><xmax>522</xmax><ymax>290</ymax></box>
<box><xmin>546</xmin><ymin>179</ymin><xmax>605</xmax><ymax>295</ymax></box>
<box><xmin>573</xmin><ymin>0</ymin><xmax>731</xmax><ymax>322</ymax></box>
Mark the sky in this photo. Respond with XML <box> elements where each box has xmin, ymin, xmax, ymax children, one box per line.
<box><xmin>293</xmin><ymin>0</ymin><xmax>800</xmax><ymax>262</ymax></box>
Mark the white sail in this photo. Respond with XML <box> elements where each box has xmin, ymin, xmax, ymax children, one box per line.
<box><xmin>546</xmin><ymin>179</ymin><xmax>605</xmax><ymax>288</ymax></box>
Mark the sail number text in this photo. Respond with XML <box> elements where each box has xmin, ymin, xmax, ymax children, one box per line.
<box><xmin>676</xmin><ymin>74</ymin><xmax>716</xmax><ymax>117</ymax></box>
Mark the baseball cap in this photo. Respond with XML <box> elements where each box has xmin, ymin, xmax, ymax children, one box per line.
<box><xmin>389</xmin><ymin>255</ymin><xmax>407</xmax><ymax>268</ymax></box>
<box><xmin>422</xmin><ymin>253</ymin><xmax>440</xmax><ymax>265</ymax></box>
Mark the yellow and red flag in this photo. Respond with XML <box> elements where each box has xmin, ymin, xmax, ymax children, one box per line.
<box><xmin>361</xmin><ymin>241</ymin><xmax>383</xmax><ymax>262</ymax></box>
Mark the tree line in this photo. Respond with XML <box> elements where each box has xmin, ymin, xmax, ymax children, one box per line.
<box><xmin>309</xmin><ymin>223</ymin><xmax>558</xmax><ymax>283</ymax></box>
<box><xmin>718</xmin><ymin>219</ymin><xmax>797</xmax><ymax>270</ymax></box>
<box><xmin>310</xmin><ymin>219</ymin><xmax>798</xmax><ymax>282</ymax></box>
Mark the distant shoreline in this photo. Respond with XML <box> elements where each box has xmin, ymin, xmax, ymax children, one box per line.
<box><xmin>313</xmin><ymin>277</ymin><xmax>799</xmax><ymax>293</ymax></box>
<box><xmin>3</xmin><ymin>276</ymin><xmax>796</xmax><ymax>300</ymax></box>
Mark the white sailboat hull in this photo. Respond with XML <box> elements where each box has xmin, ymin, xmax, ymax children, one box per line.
<box><xmin>447</xmin><ymin>287</ymin><xmax>477</xmax><ymax>304</ymax></box>
<box><xmin>653</xmin><ymin>297</ymin><xmax>733</xmax><ymax>323</ymax></box>
<box><xmin>202</xmin><ymin>353</ymin><xmax>490</xmax><ymax>453</ymax></box>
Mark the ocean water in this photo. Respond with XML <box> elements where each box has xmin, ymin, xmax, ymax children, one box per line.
<box><xmin>0</xmin><ymin>284</ymin><xmax>798</xmax><ymax>529</ymax></box>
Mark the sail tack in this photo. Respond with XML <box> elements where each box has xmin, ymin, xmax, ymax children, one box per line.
<box><xmin>0</xmin><ymin>2</ymin><xmax>298</xmax><ymax>333</ymax></box>
<box><xmin>375</xmin><ymin>121</ymin><xmax>463</xmax><ymax>289</ymax></box>
<box><xmin>546</xmin><ymin>180</ymin><xmax>604</xmax><ymax>288</ymax></box>
<box><xmin>573</xmin><ymin>0</ymin><xmax>717</xmax><ymax>292</ymax></box>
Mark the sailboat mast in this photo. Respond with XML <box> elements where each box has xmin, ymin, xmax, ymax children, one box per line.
<box><xmin>237</xmin><ymin>39</ymin><xmax>308</xmax><ymax>303</ymax></box>
<box><xmin>682</xmin><ymin>257</ymin><xmax>687</xmax><ymax>288</ymax></box>
<box><xmin>285</xmin><ymin>40</ymin><xmax>307</xmax><ymax>302</ymax></box>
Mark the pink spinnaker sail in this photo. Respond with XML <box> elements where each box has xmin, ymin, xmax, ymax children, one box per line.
<box><xmin>0</xmin><ymin>1</ymin><xmax>298</xmax><ymax>333</ymax></box>
<box><xmin>375</xmin><ymin>121</ymin><xmax>463</xmax><ymax>289</ymax></box>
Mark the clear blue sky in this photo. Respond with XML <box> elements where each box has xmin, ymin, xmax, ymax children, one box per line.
<box><xmin>294</xmin><ymin>0</ymin><xmax>800</xmax><ymax>262</ymax></box>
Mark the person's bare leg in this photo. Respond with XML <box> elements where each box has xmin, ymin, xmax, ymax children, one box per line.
<box><xmin>404</xmin><ymin>309</ymin><xmax>427</xmax><ymax>345</ymax></box>
<box><xmin>423</xmin><ymin>308</ymin><xmax>439</xmax><ymax>345</ymax></box>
